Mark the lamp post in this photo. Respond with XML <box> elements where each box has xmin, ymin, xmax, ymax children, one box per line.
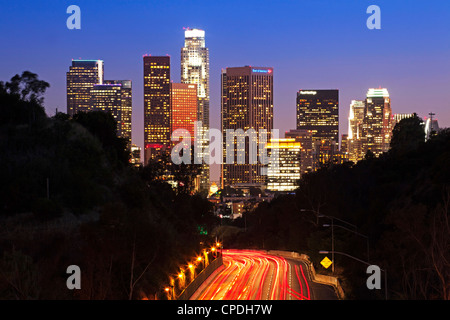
<box><xmin>323</xmin><ymin>223</ymin><xmax>370</xmax><ymax>263</ymax></box>
<box><xmin>319</xmin><ymin>250</ymin><xmax>387</xmax><ymax>300</ymax></box>
<box><xmin>318</xmin><ymin>214</ymin><xmax>357</xmax><ymax>231</ymax></box>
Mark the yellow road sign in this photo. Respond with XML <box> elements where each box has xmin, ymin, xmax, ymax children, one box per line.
<box><xmin>320</xmin><ymin>256</ymin><xmax>333</xmax><ymax>269</ymax></box>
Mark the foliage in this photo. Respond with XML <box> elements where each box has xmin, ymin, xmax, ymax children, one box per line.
<box><xmin>0</xmin><ymin>72</ymin><xmax>217</xmax><ymax>299</ymax></box>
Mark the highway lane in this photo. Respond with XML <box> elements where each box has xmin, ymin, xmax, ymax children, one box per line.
<box><xmin>192</xmin><ymin>249</ymin><xmax>337</xmax><ymax>300</ymax></box>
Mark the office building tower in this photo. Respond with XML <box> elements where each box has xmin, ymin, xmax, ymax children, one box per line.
<box><xmin>265</xmin><ymin>138</ymin><xmax>302</xmax><ymax>192</ymax></box>
<box><xmin>425</xmin><ymin>112</ymin><xmax>439</xmax><ymax>141</ymax></box>
<box><xmin>296</xmin><ymin>89</ymin><xmax>339</xmax><ymax>143</ymax></box>
<box><xmin>221</xmin><ymin>66</ymin><xmax>274</xmax><ymax>186</ymax></box>
<box><xmin>105</xmin><ymin>80</ymin><xmax>132</xmax><ymax>147</ymax></box>
<box><xmin>143</xmin><ymin>55</ymin><xmax>171</xmax><ymax>165</ymax></box>
<box><xmin>67</xmin><ymin>59</ymin><xmax>104</xmax><ymax>116</ymax></box>
<box><xmin>347</xmin><ymin>100</ymin><xmax>366</xmax><ymax>163</ymax></box>
<box><xmin>296</xmin><ymin>89</ymin><xmax>339</xmax><ymax>168</ymax></box>
<box><xmin>90</xmin><ymin>81</ymin><xmax>132</xmax><ymax>147</ymax></box>
<box><xmin>362</xmin><ymin>88</ymin><xmax>393</xmax><ymax>157</ymax></box>
<box><xmin>285</xmin><ymin>129</ymin><xmax>314</xmax><ymax>176</ymax></box>
<box><xmin>170</xmin><ymin>83</ymin><xmax>198</xmax><ymax>144</ymax></box>
<box><xmin>181</xmin><ymin>28</ymin><xmax>210</xmax><ymax>190</ymax></box>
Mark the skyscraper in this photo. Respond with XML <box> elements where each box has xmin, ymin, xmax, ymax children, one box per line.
<box><xmin>362</xmin><ymin>88</ymin><xmax>393</xmax><ymax>157</ymax></box>
<box><xmin>66</xmin><ymin>59</ymin><xmax>104</xmax><ymax>116</ymax></box>
<box><xmin>181</xmin><ymin>28</ymin><xmax>210</xmax><ymax>190</ymax></box>
<box><xmin>170</xmin><ymin>83</ymin><xmax>198</xmax><ymax>144</ymax></box>
<box><xmin>296</xmin><ymin>89</ymin><xmax>339</xmax><ymax>168</ymax></box>
<box><xmin>347</xmin><ymin>100</ymin><xmax>366</xmax><ymax>162</ymax></box>
<box><xmin>90</xmin><ymin>80</ymin><xmax>132</xmax><ymax>147</ymax></box>
<box><xmin>265</xmin><ymin>138</ymin><xmax>302</xmax><ymax>192</ymax></box>
<box><xmin>296</xmin><ymin>89</ymin><xmax>339</xmax><ymax>143</ymax></box>
<box><xmin>221</xmin><ymin>66</ymin><xmax>274</xmax><ymax>187</ymax></box>
<box><xmin>285</xmin><ymin>129</ymin><xmax>314</xmax><ymax>176</ymax></box>
<box><xmin>143</xmin><ymin>55</ymin><xmax>171</xmax><ymax>165</ymax></box>
<box><xmin>347</xmin><ymin>89</ymin><xmax>394</xmax><ymax>162</ymax></box>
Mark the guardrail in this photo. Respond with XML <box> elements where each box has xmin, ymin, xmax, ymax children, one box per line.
<box><xmin>177</xmin><ymin>255</ymin><xmax>223</xmax><ymax>300</ymax></box>
<box><xmin>268</xmin><ymin>250</ymin><xmax>345</xmax><ymax>300</ymax></box>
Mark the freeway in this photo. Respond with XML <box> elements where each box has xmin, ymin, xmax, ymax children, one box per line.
<box><xmin>191</xmin><ymin>249</ymin><xmax>337</xmax><ymax>300</ymax></box>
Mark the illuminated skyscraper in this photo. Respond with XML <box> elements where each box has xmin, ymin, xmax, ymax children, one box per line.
<box><xmin>362</xmin><ymin>88</ymin><xmax>393</xmax><ymax>157</ymax></box>
<box><xmin>347</xmin><ymin>100</ymin><xmax>366</xmax><ymax>162</ymax></box>
<box><xmin>143</xmin><ymin>55</ymin><xmax>171</xmax><ymax>165</ymax></box>
<box><xmin>221</xmin><ymin>66</ymin><xmax>274</xmax><ymax>186</ymax></box>
<box><xmin>347</xmin><ymin>89</ymin><xmax>394</xmax><ymax>162</ymax></box>
<box><xmin>296</xmin><ymin>90</ymin><xmax>339</xmax><ymax>168</ymax></box>
<box><xmin>296</xmin><ymin>89</ymin><xmax>339</xmax><ymax>143</ymax></box>
<box><xmin>170</xmin><ymin>83</ymin><xmax>198</xmax><ymax>144</ymax></box>
<box><xmin>105</xmin><ymin>80</ymin><xmax>132</xmax><ymax>147</ymax></box>
<box><xmin>66</xmin><ymin>59</ymin><xmax>104</xmax><ymax>116</ymax></box>
<box><xmin>265</xmin><ymin>138</ymin><xmax>301</xmax><ymax>192</ymax></box>
<box><xmin>285</xmin><ymin>129</ymin><xmax>313</xmax><ymax>176</ymax></box>
<box><xmin>90</xmin><ymin>81</ymin><xmax>132</xmax><ymax>147</ymax></box>
<box><xmin>181</xmin><ymin>28</ymin><xmax>210</xmax><ymax>190</ymax></box>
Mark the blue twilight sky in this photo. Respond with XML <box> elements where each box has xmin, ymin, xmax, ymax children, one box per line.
<box><xmin>1</xmin><ymin>0</ymin><xmax>449</xmax><ymax>180</ymax></box>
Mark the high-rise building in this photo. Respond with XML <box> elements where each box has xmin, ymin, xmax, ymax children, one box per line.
<box><xmin>143</xmin><ymin>55</ymin><xmax>171</xmax><ymax>165</ymax></box>
<box><xmin>296</xmin><ymin>89</ymin><xmax>339</xmax><ymax>168</ymax></box>
<box><xmin>221</xmin><ymin>66</ymin><xmax>274</xmax><ymax>186</ymax></box>
<box><xmin>285</xmin><ymin>129</ymin><xmax>313</xmax><ymax>176</ymax></box>
<box><xmin>90</xmin><ymin>81</ymin><xmax>132</xmax><ymax>147</ymax></box>
<box><xmin>347</xmin><ymin>100</ymin><xmax>366</xmax><ymax>162</ymax></box>
<box><xmin>170</xmin><ymin>83</ymin><xmax>198</xmax><ymax>144</ymax></box>
<box><xmin>181</xmin><ymin>28</ymin><xmax>210</xmax><ymax>190</ymax></box>
<box><xmin>265</xmin><ymin>138</ymin><xmax>302</xmax><ymax>192</ymax></box>
<box><xmin>296</xmin><ymin>89</ymin><xmax>339</xmax><ymax>144</ymax></box>
<box><xmin>424</xmin><ymin>113</ymin><xmax>439</xmax><ymax>141</ymax></box>
<box><xmin>105</xmin><ymin>80</ymin><xmax>132</xmax><ymax>147</ymax></box>
<box><xmin>362</xmin><ymin>88</ymin><xmax>393</xmax><ymax>157</ymax></box>
<box><xmin>67</xmin><ymin>59</ymin><xmax>104</xmax><ymax>116</ymax></box>
<box><xmin>347</xmin><ymin>89</ymin><xmax>394</xmax><ymax>162</ymax></box>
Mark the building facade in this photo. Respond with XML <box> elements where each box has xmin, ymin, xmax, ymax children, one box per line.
<box><xmin>265</xmin><ymin>138</ymin><xmax>302</xmax><ymax>192</ymax></box>
<box><xmin>221</xmin><ymin>66</ymin><xmax>274</xmax><ymax>187</ymax></box>
<box><xmin>285</xmin><ymin>129</ymin><xmax>314</xmax><ymax>176</ymax></box>
<box><xmin>181</xmin><ymin>28</ymin><xmax>210</xmax><ymax>191</ymax></box>
<box><xmin>347</xmin><ymin>100</ymin><xmax>366</xmax><ymax>162</ymax></box>
<box><xmin>170</xmin><ymin>83</ymin><xmax>198</xmax><ymax>144</ymax></box>
<box><xmin>296</xmin><ymin>89</ymin><xmax>339</xmax><ymax>168</ymax></box>
<box><xmin>89</xmin><ymin>81</ymin><xmax>132</xmax><ymax>147</ymax></box>
<box><xmin>296</xmin><ymin>89</ymin><xmax>339</xmax><ymax>144</ymax></box>
<box><xmin>143</xmin><ymin>55</ymin><xmax>171</xmax><ymax>165</ymax></box>
<box><xmin>66</xmin><ymin>59</ymin><xmax>104</xmax><ymax>116</ymax></box>
<box><xmin>362</xmin><ymin>88</ymin><xmax>393</xmax><ymax>157</ymax></box>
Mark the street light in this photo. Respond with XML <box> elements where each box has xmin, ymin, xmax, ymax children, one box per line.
<box><xmin>323</xmin><ymin>223</ymin><xmax>370</xmax><ymax>262</ymax></box>
<box><xmin>319</xmin><ymin>250</ymin><xmax>388</xmax><ymax>300</ymax></box>
<box><xmin>164</xmin><ymin>285</ymin><xmax>175</xmax><ymax>300</ymax></box>
<box><xmin>318</xmin><ymin>214</ymin><xmax>357</xmax><ymax>231</ymax></box>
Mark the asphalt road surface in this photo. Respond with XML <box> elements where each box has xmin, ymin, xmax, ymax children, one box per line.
<box><xmin>191</xmin><ymin>249</ymin><xmax>338</xmax><ymax>300</ymax></box>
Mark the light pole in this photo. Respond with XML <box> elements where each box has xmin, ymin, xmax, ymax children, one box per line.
<box><xmin>323</xmin><ymin>223</ymin><xmax>370</xmax><ymax>263</ymax></box>
<box><xmin>318</xmin><ymin>214</ymin><xmax>357</xmax><ymax>231</ymax></box>
<box><xmin>319</xmin><ymin>250</ymin><xmax>387</xmax><ymax>300</ymax></box>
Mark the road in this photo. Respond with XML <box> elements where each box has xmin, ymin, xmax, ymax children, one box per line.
<box><xmin>191</xmin><ymin>249</ymin><xmax>337</xmax><ymax>300</ymax></box>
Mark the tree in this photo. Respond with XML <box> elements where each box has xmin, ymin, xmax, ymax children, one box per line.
<box><xmin>390</xmin><ymin>113</ymin><xmax>425</xmax><ymax>154</ymax></box>
<box><xmin>1</xmin><ymin>71</ymin><xmax>49</xmax><ymax>104</ymax></box>
<box><xmin>72</xmin><ymin>111</ymin><xmax>130</xmax><ymax>166</ymax></box>
<box><xmin>0</xmin><ymin>71</ymin><xmax>49</xmax><ymax>125</ymax></box>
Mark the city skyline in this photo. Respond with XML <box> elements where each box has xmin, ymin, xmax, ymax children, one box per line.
<box><xmin>1</xmin><ymin>0</ymin><xmax>449</xmax><ymax>181</ymax></box>
<box><xmin>1</xmin><ymin>0</ymin><xmax>449</xmax><ymax>302</ymax></box>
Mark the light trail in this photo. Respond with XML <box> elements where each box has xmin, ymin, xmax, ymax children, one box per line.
<box><xmin>194</xmin><ymin>250</ymin><xmax>314</xmax><ymax>300</ymax></box>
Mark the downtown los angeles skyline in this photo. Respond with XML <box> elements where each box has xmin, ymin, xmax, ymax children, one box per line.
<box><xmin>1</xmin><ymin>0</ymin><xmax>449</xmax><ymax>179</ymax></box>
